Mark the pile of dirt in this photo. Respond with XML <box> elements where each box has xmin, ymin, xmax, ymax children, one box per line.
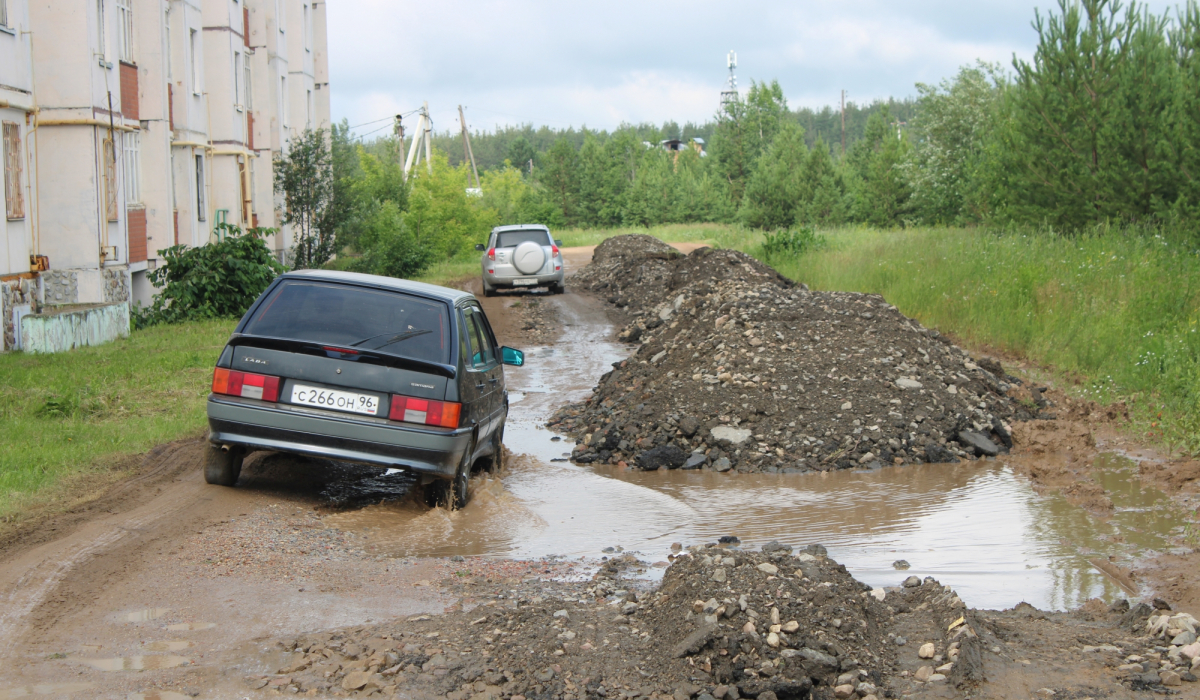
<box><xmin>571</xmin><ymin>237</ymin><xmax>791</xmax><ymax>315</ymax></box>
<box><xmin>241</xmin><ymin>547</ymin><xmax>917</xmax><ymax>699</ymax></box>
<box><xmin>240</xmin><ymin>545</ymin><xmax>1191</xmax><ymax>699</ymax></box>
<box><xmin>549</xmin><ymin>236</ymin><xmax>1049</xmax><ymax>474</ymax></box>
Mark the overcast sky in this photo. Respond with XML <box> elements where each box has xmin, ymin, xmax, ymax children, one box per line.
<box><xmin>328</xmin><ymin>0</ymin><xmax>1180</xmax><ymax>139</ymax></box>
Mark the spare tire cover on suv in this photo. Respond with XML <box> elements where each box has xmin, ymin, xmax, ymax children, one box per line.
<box><xmin>512</xmin><ymin>241</ymin><xmax>546</xmax><ymax>275</ymax></box>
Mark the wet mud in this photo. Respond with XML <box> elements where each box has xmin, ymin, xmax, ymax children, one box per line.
<box><xmin>0</xmin><ymin>243</ymin><xmax>1196</xmax><ymax>699</ymax></box>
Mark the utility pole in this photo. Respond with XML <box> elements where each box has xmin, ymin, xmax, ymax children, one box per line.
<box><xmin>394</xmin><ymin>114</ymin><xmax>406</xmax><ymax>180</ymax></box>
<box><xmin>403</xmin><ymin>102</ymin><xmax>434</xmax><ymax>178</ymax></box>
<box><xmin>840</xmin><ymin>90</ymin><xmax>846</xmax><ymax>156</ymax></box>
<box><xmin>458</xmin><ymin>105</ymin><xmax>481</xmax><ymax>190</ymax></box>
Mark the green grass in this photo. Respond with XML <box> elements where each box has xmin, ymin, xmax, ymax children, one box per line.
<box><xmin>413</xmin><ymin>253</ymin><xmax>480</xmax><ymax>287</ymax></box>
<box><xmin>0</xmin><ymin>319</ymin><xmax>235</xmax><ymax>519</ymax></box>
<box><xmin>575</xmin><ymin>222</ymin><xmax>1200</xmax><ymax>453</ymax></box>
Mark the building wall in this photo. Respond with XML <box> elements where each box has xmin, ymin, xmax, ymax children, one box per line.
<box><xmin>0</xmin><ymin>0</ymin><xmax>35</xmax><ymax>281</ymax></box>
<box><xmin>1</xmin><ymin>0</ymin><xmax>328</xmax><ymax>352</ymax></box>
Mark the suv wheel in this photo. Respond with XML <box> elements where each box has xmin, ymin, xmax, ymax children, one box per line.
<box><xmin>204</xmin><ymin>444</ymin><xmax>244</xmax><ymax>486</ymax></box>
<box><xmin>551</xmin><ymin>282</ymin><xmax>565</xmax><ymax>295</ymax></box>
<box><xmin>483</xmin><ymin>280</ymin><xmax>497</xmax><ymax>297</ymax></box>
<box><xmin>425</xmin><ymin>438</ymin><xmax>472</xmax><ymax>509</ymax></box>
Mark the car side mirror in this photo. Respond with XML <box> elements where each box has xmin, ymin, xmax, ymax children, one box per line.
<box><xmin>554</xmin><ymin>239</ymin><xmax>563</xmax><ymax>247</ymax></box>
<box><xmin>475</xmin><ymin>244</ymin><xmax>486</xmax><ymax>251</ymax></box>
<box><xmin>501</xmin><ymin>346</ymin><xmax>524</xmax><ymax>367</ymax></box>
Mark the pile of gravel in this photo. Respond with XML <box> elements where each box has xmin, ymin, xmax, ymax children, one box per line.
<box><xmin>246</xmin><ymin>547</ymin><xmax>905</xmax><ymax>699</ymax></box>
<box><xmin>550</xmin><ymin>237</ymin><xmax>1047</xmax><ymax>474</ymax></box>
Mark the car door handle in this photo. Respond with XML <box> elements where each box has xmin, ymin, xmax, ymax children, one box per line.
<box><xmin>475</xmin><ymin>382</ymin><xmax>486</xmax><ymax>389</ymax></box>
<box><xmin>488</xmin><ymin>377</ymin><xmax>499</xmax><ymax>384</ymax></box>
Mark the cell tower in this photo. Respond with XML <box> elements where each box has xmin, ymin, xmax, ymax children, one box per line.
<box><xmin>720</xmin><ymin>50</ymin><xmax>738</xmax><ymax>107</ymax></box>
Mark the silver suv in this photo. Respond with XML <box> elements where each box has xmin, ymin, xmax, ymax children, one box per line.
<box><xmin>475</xmin><ymin>224</ymin><xmax>565</xmax><ymax>296</ymax></box>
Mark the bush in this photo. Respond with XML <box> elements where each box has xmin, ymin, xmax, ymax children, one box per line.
<box><xmin>133</xmin><ymin>224</ymin><xmax>284</xmax><ymax>328</ymax></box>
<box><xmin>761</xmin><ymin>227</ymin><xmax>825</xmax><ymax>261</ymax></box>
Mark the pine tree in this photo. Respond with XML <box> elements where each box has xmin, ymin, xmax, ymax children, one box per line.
<box><xmin>1172</xmin><ymin>2</ymin><xmax>1200</xmax><ymax>219</ymax></box>
<box><xmin>848</xmin><ymin>109</ymin><xmax>911</xmax><ymax>227</ymax></box>
<box><xmin>737</xmin><ymin>122</ymin><xmax>810</xmax><ymax>229</ymax></box>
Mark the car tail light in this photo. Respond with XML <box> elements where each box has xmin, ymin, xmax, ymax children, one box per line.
<box><xmin>551</xmin><ymin>244</ymin><xmax>559</xmax><ymax>256</ymax></box>
<box><xmin>212</xmin><ymin>368</ymin><xmax>281</xmax><ymax>402</ymax></box>
<box><xmin>389</xmin><ymin>395</ymin><xmax>462</xmax><ymax>428</ymax></box>
<box><xmin>487</xmin><ymin>247</ymin><xmax>496</xmax><ymax>261</ymax></box>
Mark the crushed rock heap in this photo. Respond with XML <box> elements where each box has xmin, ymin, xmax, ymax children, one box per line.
<box><xmin>550</xmin><ymin>235</ymin><xmax>1051</xmax><ymax>474</ymax></box>
<box><xmin>246</xmin><ymin>546</ymin><xmax>985</xmax><ymax>699</ymax></box>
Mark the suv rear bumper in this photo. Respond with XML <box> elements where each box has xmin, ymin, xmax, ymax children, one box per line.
<box><xmin>482</xmin><ymin>269</ymin><xmax>564</xmax><ymax>288</ymax></box>
<box><xmin>206</xmin><ymin>395</ymin><xmax>471</xmax><ymax>477</ymax></box>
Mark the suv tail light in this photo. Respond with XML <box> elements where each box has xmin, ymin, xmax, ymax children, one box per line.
<box><xmin>487</xmin><ymin>247</ymin><xmax>496</xmax><ymax>261</ymax></box>
<box><xmin>551</xmin><ymin>244</ymin><xmax>560</xmax><ymax>256</ymax></box>
<box><xmin>212</xmin><ymin>368</ymin><xmax>281</xmax><ymax>402</ymax></box>
<box><xmin>389</xmin><ymin>395</ymin><xmax>462</xmax><ymax>428</ymax></box>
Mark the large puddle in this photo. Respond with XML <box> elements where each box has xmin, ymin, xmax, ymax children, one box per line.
<box><xmin>325</xmin><ymin>286</ymin><xmax>1187</xmax><ymax>612</ymax></box>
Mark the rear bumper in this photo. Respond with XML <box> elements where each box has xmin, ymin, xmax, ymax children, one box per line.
<box><xmin>206</xmin><ymin>395</ymin><xmax>471</xmax><ymax>477</ymax></box>
<box><xmin>482</xmin><ymin>269</ymin><xmax>564</xmax><ymax>288</ymax></box>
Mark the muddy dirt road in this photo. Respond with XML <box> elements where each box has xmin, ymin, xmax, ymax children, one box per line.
<box><xmin>0</xmin><ymin>246</ymin><xmax>1196</xmax><ymax>699</ymax></box>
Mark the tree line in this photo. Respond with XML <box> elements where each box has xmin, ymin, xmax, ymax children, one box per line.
<box><xmin>281</xmin><ymin>0</ymin><xmax>1200</xmax><ymax>278</ymax></box>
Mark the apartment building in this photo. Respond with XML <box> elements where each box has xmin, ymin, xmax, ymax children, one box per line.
<box><xmin>0</xmin><ymin>0</ymin><xmax>329</xmax><ymax>353</ymax></box>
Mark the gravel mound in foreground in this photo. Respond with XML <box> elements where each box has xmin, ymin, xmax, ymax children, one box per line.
<box><xmin>248</xmin><ymin>548</ymin><xmax>942</xmax><ymax>699</ymax></box>
<box><xmin>551</xmin><ymin>236</ymin><xmax>1048</xmax><ymax>474</ymax></box>
<box><xmin>246</xmin><ymin>546</ymin><xmax>1183</xmax><ymax>698</ymax></box>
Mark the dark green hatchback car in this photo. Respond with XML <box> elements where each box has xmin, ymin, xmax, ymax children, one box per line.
<box><xmin>204</xmin><ymin>270</ymin><xmax>523</xmax><ymax>508</ymax></box>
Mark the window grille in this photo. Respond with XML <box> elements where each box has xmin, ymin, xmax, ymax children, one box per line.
<box><xmin>103</xmin><ymin>137</ymin><xmax>119</xmax><ymax>221</ymax></box>
<box><xmin>195</xmin><ymin>154</ymin><xmax>206</xmax><ymax>221</ymax></box>
<box><xmin>3</xmin><ymin>122</ymin><xmax>24</xmax><ymax>220</ymax></box>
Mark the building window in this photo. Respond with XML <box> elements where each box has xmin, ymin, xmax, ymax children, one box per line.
<box><xmin>244</xmin><ymin>54</ymin><xmax>253</xmax><ymax>111</ymax></box>
<box><xmin>306</xmin><ymin>89</ymin><xmax>312</xmax><ymax>127</ymax></box>
<box><xmin>195</xmin><ymin>153</ymin><xmax>206</xmax><ymax>221</ymax></box>
<box><xmin>233</xmin><ymin>51</ymin><xmax>243</xmax><ymax>110</ymax></box>
<box><xmin>103</xmin><ymin>137</ymin><xmax>119</xmax><ymax>222</ymax></box>
<box><xmin>281</xmin><ymin>76</ymin><xmax>288</xmax><ymax>128</ymax></box>
<box><xmin>96</xmin><ymin>0</ymin><xmax>107</xmax><ymax>59</ymax></box>
<box><xmin>3</xmin><ymin>122</ymin><xmax>24</xmax><ymax>220</ymax></box>
<box><xmin>124</xmin><ymin>132</ymin><xmax>141</xmax><ymax>205</ymax></box>
<box><xmin>304</xmin><ymin>3</ymin><xmax>311</xmax><ymax>51</ymax></box>
<box><xmin>276</xmin><ymin>0</ymin><xmax>284</xmax><ymax>32</ymax></box>
<box><xmin>189</xmin><ymin>28</ymin><xmax>200</xmax><ymax>94</ymax></box>
<box><xmin>1</xmin><ymin>0</ymin><xmax>9</xmax><ymax>29</ymax></box>
<box><xmin>116</xmin><ymin>0</ymin><xmax>133</xmax><ymax>63</ymax></box>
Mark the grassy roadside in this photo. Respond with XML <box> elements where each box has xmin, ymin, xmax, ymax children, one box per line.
<box><xmin>0</xmin><ymin>319</ymin><xmax>234</xmax><ymax>520</ymax></box>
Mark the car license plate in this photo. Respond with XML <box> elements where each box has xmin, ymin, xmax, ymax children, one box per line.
<box><xmin>290</xmin><ymin>384</ymin><xmax>379</xmax><ymax>415</ymax></box>
<box><xmin>513</xmin><ymin>278</ymin><xmax>538</xmax><ymax>286</ymax></box>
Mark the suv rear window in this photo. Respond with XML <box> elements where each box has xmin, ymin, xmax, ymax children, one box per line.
<box><xmin>495</xmin><ymin>230</ymin><xmax>550</xmax><ymax>248</ymax></box>
<box><xmin>245</xmin><ymin>281</ymin><xmax>451</xmax><ymax>364</ymax></box>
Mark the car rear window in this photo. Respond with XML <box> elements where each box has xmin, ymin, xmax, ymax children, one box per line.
<box><xmin>495</xmin><ymin>230</ymin><xmax>550</xmax><ymax>248</ymax></box>
<box><xmin>244</xmin><ymin>281</ymin><xmax>451</xmax><ymax>364</ymax></box>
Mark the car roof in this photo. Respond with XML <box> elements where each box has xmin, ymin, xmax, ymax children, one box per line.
<box><xmin>492</xmin><ymin>224</ymin><xmax>550</xmax><ymax>233</ymax></box>
<box><xmin>280</xmin><ymin>269</ymin><xmax>476</xmax><ymax>305</ymax></box>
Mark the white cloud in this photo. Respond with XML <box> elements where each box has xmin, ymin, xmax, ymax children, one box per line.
<box><xmin>327</xmin><ymin>0</ymin><xmax>1181</xmax><ymax>134</ymax></box>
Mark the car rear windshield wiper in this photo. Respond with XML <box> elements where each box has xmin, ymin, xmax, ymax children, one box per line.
<box><xmin>350</xmin><ymin>328</ymin><xmax>432</xmax><ymax>350</ymax></box>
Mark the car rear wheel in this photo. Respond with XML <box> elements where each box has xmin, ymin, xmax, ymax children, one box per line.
<box><xmin>483</xmin><ymin>279</ymin><xmax>497</xmax><ymax>297</ymax></box>
<box><xmin>550</xmin><ymin>282</ymin><xmax>565</xmax><ymax>295</ymax></box>
<box><xmin>204</xmin><ymin>444</ymin><xmax>244</xmax><ymax>486</ymax></box>
<box><xmin>424</xmin><ymin>437</ymin><xmax>472</xmax><ymax>510</ymax></box>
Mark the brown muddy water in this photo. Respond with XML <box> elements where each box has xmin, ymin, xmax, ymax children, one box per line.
<box><xmin>325</xmin><ymin>291</ymin><xmax>1187</xmax><ymax>613</ymax></box>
